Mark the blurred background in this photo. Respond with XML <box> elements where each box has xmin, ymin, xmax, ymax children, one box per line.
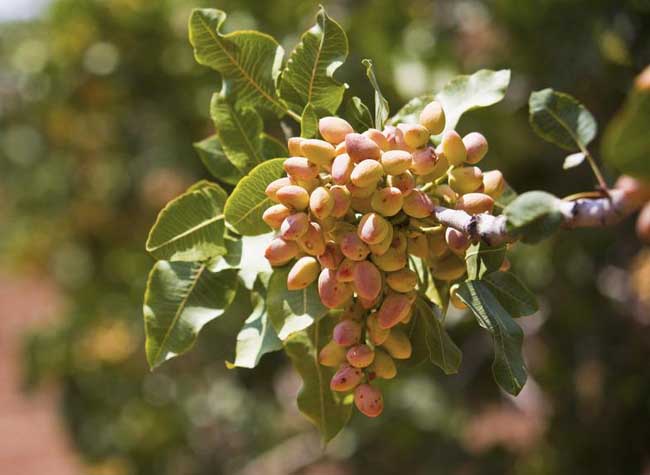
<box><xmin>1</xmin><ymin>0</ymin><xmax>650</xmax><ymax>474</ymax></box>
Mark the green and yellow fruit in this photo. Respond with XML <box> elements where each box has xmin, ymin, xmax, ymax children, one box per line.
<box><xmin>350</xmin><ymin>159</ymin><xmax>384</xmax><ymax>187</ymax></box>
<box><xmin>301</xmin><ymin>138</ymin><xmax>336</xmax><ymax>165</ymax></box>
<box><xmin>382</xmin><ymin>327</ymin><xmax>412</xmax><ymax>359</ymax></box>
<box><xmin>276</xmin><ymin>185</ymin><xmax>310</xmax><ymax>210</ymax></box>
<box><xmin>371</xmin><ymin>349</ymin><xmax>397</xmax><ymax>379</ymax></box>
<box><xmin>419</xmin><ymin>100</ymin><xmax>446</xmax><ymax>135</ymax></box>
<box><xmin>318</xmin><ymin>340</ymin><xmax>347</xmax><ymax>367</ymax></box>
<box><xmin>386</xmin><ymin>268</ymin><xmax>417</xmax><ymax>293</ymax></box>
<box><xmin>287</xmin><ymin>256</ymin><xmax>320</xmax><ymax>290</ymax></box>
<box><xmin>448</xmin><ymin>166</ymin><xmax>483</xmax><ymax>194</ymax></box>
<box><xmin>309</xmin><ymin>186</ymin><xmax>334</xmax><ymax>220</ymax></box>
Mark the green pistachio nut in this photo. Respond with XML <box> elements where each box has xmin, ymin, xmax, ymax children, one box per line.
<box><xmin>287</xmin><ymin>256</ymin><xmax>320</xmax><ymax>290</ymax></box>
<box><xmin>276</xmin><ymin>184</ymin><xmax>310</xmax><ymax>210</ymax></box>
<box><xmin>301</xmin><ymin>138</ymin><xmax>336</xmax><ymax>165</ymax></box>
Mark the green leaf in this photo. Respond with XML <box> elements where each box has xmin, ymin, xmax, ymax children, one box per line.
<box><xmin>144</xmin><ymin>261</ymin><xmax>239</xmax><ymax>369</ymax></box>
<box><xmin>193</xmin><ymin>135</ymin><xmax>243</xmax><ymax>185</ymax></box>
<box><xmin>465</xmin><ymin>242</ymin><xmax>506</xmax><ymax>280</ymax></box>
<box><xmin>503</xmin><ymin>191</ymin><xmax>563</xmax><ymax>243</ymax></box>
<box><xmin>279</xmin><ymin>6</ymin><xmax>348</xmax><ymax>115</ymax></box>
<box><xmin>482</xmin><ymin>272</ymin><xmax>538</xmax><ymax>318</ymax></box>
<box><xmin>407</xmin><ymin>298</ymin><xmax>462</xmax><ymax>374</ymax></box>
<box><xmin>387</xmin><ymin>94</ymin><xmax>434</xmax><ymax>126</ymax></box>
<box><xmin>210</xmin><ymin>93</ymin><xmax>264</xmax><ymax>172</ymax></box>
<box><xmin>456</xmin><ymin>280</ymin><xmax>527</xmax><ymax>395</ymax></box>
<box><xmin>563</xmin><ymin>152</ymin><xmax>586</xmax><ymax>170</ymax></box>
<box><xmin>186</xmin><ymin>179</ymin><xmax>217</xmax><ymax>192</ymax></box>
<box><xmin>362</xmin><ymin>59</ymin><xmax>389</xmax><ymax>129</ymax></box>
<box><xmin>426</xmin><ymin>279</ymin><xmax>449</xmax><ymax>310</ymax></box>
<box><xmin>224</xmin><ymin>158</ymin><xmax>286</xmax><ymax>235</ymax></box>
<box><xmin>301</xmin><ymin>103</ymin><xmax>319</xmax><ymax>138</ymax></box>
<box><xmin>602</xmin><ymin>88</ymin><xmax>650</xmax><ymax>179</ymax></box>
<box><xmin>436</xmin><ymin>69</ymin><xmax>510</xmax><ymax>132</ymax></box>
<box><xmin>284</xmin><ymin>318</ymin><xmax>353</xmax><ymax>441</ymax></box>
<box><xmin>387</xmin><ymin>70</ymin><xmax>510</xmax><ymax>131</ymax></box>
<box><xmin>529</xmin><ymin>88</ymin><xmax>597</xmax><ymax>151</ymax></box>
<box><xmin>189</xmin><ymin>8</ymin><xmax>286</xmax><ymax>117</ymax></box>
<box><xmin>146</xmin><ymin>183</ymin><xmax>228</xmax><ymax>261</ymax></box>
<box><xmin>267</xmin><ymin>266</ymin><xmax>328</xmax><ymax>340</ymax></box>
<box><xmin>493</xmin><ymin>181</ymin><xmax>518</xmax><ymax>212</ymax></box>
<box><xmin>229</xmin><ymin>288</ymin><xmax>282</xmax><ymax>369</ymax></box>
<box><xmin>344</xmin><ymin>96</ymin><xmax>373</xmax><ymax>131</ymax></box>
<box><xmin>213</xmin><ymin>233</ymin><xmax>274</xmax><ymax>290</ymax></box>
<box><xmin>262</xmin><ymin>133</ymin><xmax>288</xmax><ymax>159</ymax></box>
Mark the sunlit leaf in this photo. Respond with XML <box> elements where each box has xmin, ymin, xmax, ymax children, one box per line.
<box><xmin>146</xmin><ymin>183</ymin><xmax>227</xmax><ymax>261</ymax></box>
<box><xmin>563</xmin><ymin>152</ymin><xmax>586</xmax><ymax>170</ymax></box>
<box><xmin>301</xmin><ymin>103</ymin><xmax>319</xmax><ymax>138</ymax></box>
<box><xmin>193</xmin><ymin>135</ymin><xmax>243</xmax><ymax>185</ymax></box>
<box><xmin>362</xmin><ymin>59</ymin><xmax>389</xmax><ymax>129</ymax></box>
<box><xmin>189</xmin><ymin>8</ymin><xmax>286</xmax><ymax>116</ymax></box>
<box><xmin>210</xmin><ymin>93</ymin><xmax>267</xmax><ymax>171</ymax></box>
<box><xmin>144</xmin><ymin>261</ymin><xmax>239</xmax><ymax>369</ymax></box>
<box><xmin>279</xmin><ymin>6</ymin><xmax>348</xmax><ymax>115</ymax></box>
<box><xmin>224</xmin><ymin>158</ymin><xmax>286</xmax><ymax>235</ymax></box>
<box><xmin>387</xmin><ymin>94</ymin><xmax>434</xmax><ymax>126</ymax></box>
<box><xmin>436</xmin><ymin>69</ymin><xmax>510</xmax><ymax>132</ymax></box>
<box><xmin>267</xmin><ymin>266</ymin><xmax>327</xmax><ymax>340</ymax></box>
<box><xmin>229</xmin><ymin>286</ymin><xmax>282</xmax><ymax>369</ymax></box>
<box><xmin>387</xmin><ymin>70</ymin><xmax>509</xmax><ymax>132</ymax></box>
<box><xmin>212</xmin><ymin>233</ymin><xmax>274</xmax><ymax>290</ymax></box>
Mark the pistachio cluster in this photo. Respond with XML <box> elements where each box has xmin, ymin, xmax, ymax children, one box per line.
<box><xmin>263</xmin><ymin>101</ymin><xmax>506</xmax><ymax>418</ymax></box>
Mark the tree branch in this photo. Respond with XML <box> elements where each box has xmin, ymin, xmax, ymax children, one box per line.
<box><xmin>432</xmin><ymin>189</ymin><xmax>637</xmax><ymax>247</ymax></box>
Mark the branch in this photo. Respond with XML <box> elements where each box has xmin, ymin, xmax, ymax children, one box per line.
<box><xmin>432</xmin><ymin>189</ymin><xmax>637</xmax><ymax>247</ymax></box>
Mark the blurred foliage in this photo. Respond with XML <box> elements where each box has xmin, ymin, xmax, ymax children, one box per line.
<box><xmin>2</xmin><ymin>0</ymin><xmax>650</xmax><ymax>474</ymax></box>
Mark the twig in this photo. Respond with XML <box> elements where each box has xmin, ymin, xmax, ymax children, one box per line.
<box><xmin>431</xmin><ymin>188</ymin><xmax>636</xmax><ymax>246</ymax></box>
<box><xmin>578</xmin><ymin>145</ymin><xmax>611</xmax><ymax>200</ymax></box>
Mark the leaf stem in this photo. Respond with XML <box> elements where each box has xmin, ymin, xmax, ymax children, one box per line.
<box><xmin>287</xmin><ymin>109</ymin><xmax>302</xmax><ymax>123</ymax></box>
<box><xmin>579</xmin><ymin>145</ymin><xmax>610</xmax><ymax>198</ymax></box>
<box><xmin>562</xmin><ymin>190</ymin><xmax>604</xmax><ymax>201</ymax></box>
